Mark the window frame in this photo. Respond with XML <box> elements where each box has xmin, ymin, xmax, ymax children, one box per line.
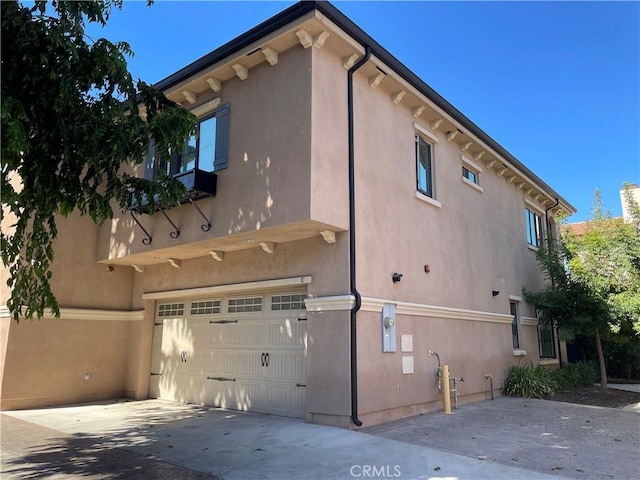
<box><xmin>415</xmin><ymin>133</ymin><xmax>434</xmax><ymax>199</ymax></box>
<box><xmin>536</xmin><ymin>310</ymin><xmax>556</xmax><ymax>359</ymax></box>
<box><xmin>510</xmin><ymin>301</ymin><xmax>520</xmax><ymax>349</ymax></box>
<box><xmin>525</xmin><ymin>207</ymin><xmax>544</xmax><ymax>248</ymax></box>
<box><xmin>460</xmin><ymin>154</ymin><xmax>483</xmax><ymax>192</ymax></box>
<box><xmin>144</xmin><ymin>103</ymin><xmax>230</xmax><ymax>180</ymax></box>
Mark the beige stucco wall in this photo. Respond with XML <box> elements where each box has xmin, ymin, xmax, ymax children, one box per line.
<box><xmin>97</xmin><ymin>45</ymin><xmax>319</xmax><ymax>263</ymax></box>
<box><xmin>0</xmin><ymin>315</ymin><xmax>134</xmax><ymax>410</ymax></box>
<box><xmin>307</xmin><ymin>44</ymin><xmax>557</xmax><ymax>423</ymax></box>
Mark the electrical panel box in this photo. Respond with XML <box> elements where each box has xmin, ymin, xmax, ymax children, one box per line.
<box><xmin>382</xmin><ymin>303</ymin><xmax>397</xmax><ymax>352</ymax></box>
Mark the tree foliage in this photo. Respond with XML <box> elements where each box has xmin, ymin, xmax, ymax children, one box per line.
<box><xmin>524</xmin><ymin>185</ymin><xmax>640</xmax><ymax>386</ymax></box>
<box><xmin>1</xmin><ymin>1</ymin><xmax>197</xmax><ymax>320</ymax></box>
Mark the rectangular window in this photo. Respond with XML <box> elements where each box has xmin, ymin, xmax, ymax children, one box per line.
<box><xmin>525</xmin><ymin>208</ymin><xmax>543</xmax><ymax>248</ymax></box>
<box><xmin>537</xmin><ymin>311</ymin><xmax>556</xmax><ymax>358</ymax></box>
<box><xmin>228</xmin><ymin>296</ymin><xmax>263</xmax><ymax>313</ymax></box>
<box><xmin>416</xmin><ymin>134</ymin><xmax>433</xmax><ymax>198</ymax></box>
<box><xmin>191</xmin><ymin>300</ymin><xmax>221</xmax><ymax>315</ymax></box>
<box><xmin>462</xmin><ymin>166</ymin><xmax>478</xmax><ymax>184</ymax></box>
<box><xmin>158</xmin><ymin>303</ymin><xmax>184</xmax><ymax>318</ymax></box>
<box><xmin>148</xmin><ymin>103</ymin><xmax>230</xmax><ymax>179</ymax></box>
<box><xmin>510</xmin><ymin>302</ymin><xmax>520</xmax><ymax>349</ymax></box>
<box><xmin>271</xmin><ymin>293</ymin><xmax>306</xmax><ymax>311</ymax></box>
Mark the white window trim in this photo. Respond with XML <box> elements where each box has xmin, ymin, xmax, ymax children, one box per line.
<box><xmin>461</xmin><ymin>154</ymin><xmax>483</xmax><ymax>173</ymax></box>
<box><xmin>462</xmin><ymin>176</ymin><xmax>484</xmax><ymax>192</ymax></box>
<box><xmin>413</xmin><ymin>122</ymin><xmax>439</xmax><ymax>143</ymax></box>
<box><xmin>415</xmin><ymin>191</ymin><xmax>442</xmax><ymax>208</ymax></box>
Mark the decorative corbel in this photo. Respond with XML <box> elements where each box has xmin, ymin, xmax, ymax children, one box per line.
<box><xmin>296</xmin><ymin>29</ymin><xmax>313</xmax><ymax>49</ymax></box>
<box><xmin>319</xmin><ymin>230</ymin><xmax>336</xmax><ymax>244</ymax></box>
<box><xmin>182</xmin><ymin>90</ymin><xmax>197</xmax><ymax>105</ymax></box>
<box><xmin>205</xmin><ymin>77</ymin><xmax>221</xmax><ymax>92</ymax></box>
<box><xmin>369</xmin><ymin>72</ymin><xmax>385</xmax><ymax>88</ymax></box>
<box><xmin>232</xmin><ymin>63</ymin><xmax>248</xmax><ymax>80</ymax></box>
<box><xmin>259</xmin><ymin>242</ymin><xmax>275</xmax><ymax>254</ymax></box>
<box><xmin>209</xmin><ymin>251</ymin><xmax>224</xmax><ymax>262</ymax></box>
<box><xmin>262</xmin><ymin>47</ymin><xmax>278</xmax><ymax>65</ymax></box>
<box><xmin>411</xmin><ymin>105</ymin><xmax>425</xmax><ymax>119</ymax></box>
<box><xmin>391</xmin><ymin>90</ymin><xmax>406</xmax><ymax>105</ymax></box>
<box><xmin>342</xmin><ymin>53</ymin><xmax>359</xmax><ymax>70</ymax></box>
<box><xmin>429</xmin><ymin>119</ymin><xmax>443</xmax><ymax>131</ymax></box>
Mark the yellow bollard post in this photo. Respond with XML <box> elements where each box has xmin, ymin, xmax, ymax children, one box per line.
<box><xmin>442</xmin><ymin>364</ymin><xmax>452</xmax><ymax>414</ymax></box>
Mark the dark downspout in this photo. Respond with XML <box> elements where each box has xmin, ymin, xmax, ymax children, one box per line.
<box><xmin>348</xmin><ymin>46</ymin><xmax>370</xmax><ymax>428</ymax></box>
<box><xmin>544</xmin><ymin>197</ymin><xmax>562</xmax><ymax>367</ymax></box>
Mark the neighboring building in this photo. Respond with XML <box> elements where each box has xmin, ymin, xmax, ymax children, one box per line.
<box><xmin>0</xmin><ymin>1</ymin><xmax>574</xmax><ymax>427</ymax></box>
<box><xmin>621</xmin><ymin>183</ymin><xmax>640</xmax><ymax>224</ymax></box>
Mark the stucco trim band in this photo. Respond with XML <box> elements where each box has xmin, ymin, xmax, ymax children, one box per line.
<box><xmin>521</xmin><ymin>316</ymin><xmax>539</xmax><ymax>326</ymax></box>
<box><xmin>141</xmin><ymin>276</ymin><xmax>313</xmax><ymax>301</ymax></box>
<box><xmin>0</xmin><ymin>306</ymin><xmax>144</xmax><ymax>322</ymax></box>
<box><xmin>304</xmin><ymin>296</ymin><xmax>513</xmax><ymax>323</ymax></box>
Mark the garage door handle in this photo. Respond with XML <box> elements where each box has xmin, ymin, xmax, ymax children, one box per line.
<box><xmin>209</xmin><ymin>320</ymin><xmax>238</xmax><ymax>324</ymax></box>
<box><xmin>207</xmin><ymin>376</ymin><xmax>236</xmax><ymax>382</ymax></box>
<box><xmin>296</xmin><ymin>383</ymin><xmax>306</xmax><ymax>388</ymax></box>
<box><xmin>150</xmin><ymin>372</ymin><xmax>162</xmax><ymax>376</ymax></box>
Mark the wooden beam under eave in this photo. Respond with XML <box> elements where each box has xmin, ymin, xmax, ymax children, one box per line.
<box><xmin>232</xmin><ymin>63</ymin><xmax>248</xmax><ymax>80</ymax></box>
<box><xmin>262</xmin><ymin>47</ymin><xmax>278</xmax><ymax>65</ymax></box>
<box><xmin>412</xmin><ymin>105</ymin><xmax>425</xmax><ymax>118</ymax></box>
<box><xmin>342</xmin><ymin>53</ymin><xmax>359</xmax><ymax>70</ymax></box>
<box><xmin>206</xmin><ymin>77</ymin><xmax>221</xmax><ymax>92</ymax></box>
<box><xmin>391</xmin><ymin>90</ymin><xmax>406</xmax><ymax>105</ymax></box>
<box><xmin>296</xmin><ymin>29</ymin><xmax>313</xmax><ymax>49</ymax></box>
<box><xmin>369</xmin><ymin>72</ymin><xmax>385</xmax><ymax>88</ymax></box>
<box><xmin>446</xmin><ymin>130</ymin><xmax>459</xmax><ymax>142</ymax></box>
<box><xmin>313</xmin><ymin>31</ymin><xmax>330</xmax><ymax>48</ymax></box>
<box><xmin>182</xmin><ymin>90</ymin><xmax>197</xmax><ymax>105</ymax></box>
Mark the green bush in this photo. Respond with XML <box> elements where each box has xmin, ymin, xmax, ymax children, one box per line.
<box><xmin>553</xmin><ymin>362</ymin><xmax>597</xmax><ymax>389</ymax></box>
<box><xmin>504</xmin><ymin>363</ymin><xmax>597</xmax><ymax>398</ymax></box>
<box><xmin>503</xmin><ymin>365</ymin><xmax>557</xmax><ymax>398</ymax></box>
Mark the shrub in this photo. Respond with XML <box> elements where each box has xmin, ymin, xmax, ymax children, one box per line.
<box><xmin>503</xmin><ymin>365</ymin><xmax>557</xmax><ymax>398</ymax></box>
<box><xmin>553</xmin><ymin>362</ymin><xmax>597</xmax><ymax>389</ymax></box>
<box><xmin>504</xmin><ymin>363</ymin><xmax>598</xmax><ymax>398</ymax></box>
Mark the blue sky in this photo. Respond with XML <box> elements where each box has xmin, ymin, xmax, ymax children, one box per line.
<box><xmin>87</xmin><ymin>1</ymin><xmax>639</xmax><ymax>222</ymax></box>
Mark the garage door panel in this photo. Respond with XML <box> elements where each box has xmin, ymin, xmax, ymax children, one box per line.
<box><xmin>150</xmin><ymin>290</ymin><xmax>306</xmax><ymax>418</ymax></box>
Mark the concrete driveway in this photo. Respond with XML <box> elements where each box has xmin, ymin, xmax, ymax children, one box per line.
<box><xmin>2</xmin><ymin>397</ymin><xmax>636</xmax><ymax>480</ymax></box>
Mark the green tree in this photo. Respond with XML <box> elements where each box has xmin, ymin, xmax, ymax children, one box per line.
<box><xmin>1</xmin><ymin>1</ymin><xmax>197</xmax><ymax>320</ymax></box>
<box><xmin>525</xmin><ymin>186</ymin><xmax>640</xmax><ymax>387</ymax></box>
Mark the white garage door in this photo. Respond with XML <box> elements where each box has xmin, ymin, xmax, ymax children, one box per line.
<box><xmin>149</xmin><ymin>288</ymin><xmax>307</xmax><ymax>418</ymax></box>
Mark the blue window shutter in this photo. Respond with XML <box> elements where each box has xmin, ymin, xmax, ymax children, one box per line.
<box><xmin>144</xmin><ymin>140</ymin><xmax>156</xmax><ymax>180</ymax></box>
<box><xmin>213</xmin><ymin>103</ymin><xmax>230</xmax><ymax>171</ymax></box>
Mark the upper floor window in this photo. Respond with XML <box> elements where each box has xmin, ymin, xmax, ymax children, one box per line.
<box><xmin>145</xmin><ymin>103</ymin><xmax>230</xmax><ymax>180</ymax></box>
<box><xmin>416</xmin><ymin>134</ymin><xmax>433</xmax><ymax>198</ymax></box>
<box><xmin>462</xmin><ymin>166</ymin><xmax>477</xmax><ymax>184</ymax></box>
<box><xmin>525</xmin><ymin>207</ymin><xmax>543</xmax><ymax>248</ymax></box>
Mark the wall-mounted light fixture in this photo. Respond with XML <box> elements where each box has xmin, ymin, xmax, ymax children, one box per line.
<box><xmin>392</xmin><ymin>272</ymin><xmax>403</xmax><ymax>283</ymax></box>
<box><xmin>492</xmin><ymin>290</ymin><xmax>500</xmax><ymax>297</ymax></box>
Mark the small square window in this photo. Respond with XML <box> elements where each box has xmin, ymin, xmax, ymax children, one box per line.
<box><xmin>462</xmin><ymin>166</ymin><xmax>478</xmax><ymax>184</ymax></box>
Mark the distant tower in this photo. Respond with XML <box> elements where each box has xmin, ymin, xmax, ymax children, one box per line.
<box><xmin>620</xmin><ymin>184</ymin><xmax>640</xmax><ymax>223</ymax></box>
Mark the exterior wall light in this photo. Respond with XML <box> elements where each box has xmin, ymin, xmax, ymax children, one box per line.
<box><xmin>492</xmin><ymin>290</ymin><xmax>500</xmax><ymax>297</ymax></box>
<box><xmin>392</xmin><ymin>273</ymin><xmax>403</xmax><ymax>283</ymax></box>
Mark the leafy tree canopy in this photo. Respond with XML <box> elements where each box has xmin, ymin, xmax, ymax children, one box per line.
<box><xmin>1</xmin><ymin>0</ymin><xmax>197</xmax><ymax>320</ymax></box>
<box><xmin>525</xmin><ymin>185</ymin><xmax>640</xmax><ymax>385</ymax></box>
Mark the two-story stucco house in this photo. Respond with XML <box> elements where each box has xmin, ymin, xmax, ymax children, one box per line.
<box><xmin>0</xmin><ymin>1</ymin><xmax>574</xmax><ymax>428</ymax></box>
